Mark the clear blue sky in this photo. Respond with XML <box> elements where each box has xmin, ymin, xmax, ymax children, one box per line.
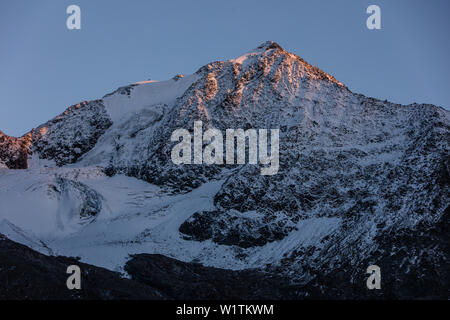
<box><xmin>1</xmin><ymin>0</ymin><xmax>449</xmax><ymax>137</ymax></box>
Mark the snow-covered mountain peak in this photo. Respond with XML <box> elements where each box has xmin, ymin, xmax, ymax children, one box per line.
<box><xmin>255</xmin><ymin>40</ymin><xmax>283</xmax><ymax>51</ymax></box>
<box><xmin>228</xmin><ymin>41</ymin><xmax>345</xmax><ymax>88</ymax></box>
<box><xmin>0</xmin><ymin>42</ymin><xmax>448</xmax><ymax>299</ymax></box>
<box><xmin>229</xmin><ymin>40</ymin><xmax>284</xmax><ymax>65</ymax></box>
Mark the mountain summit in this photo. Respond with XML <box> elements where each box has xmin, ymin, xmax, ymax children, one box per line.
<box><xmin>0</xmin><ymin>42</ymin><xmax>448</xmax><ymax>298</ymax></box>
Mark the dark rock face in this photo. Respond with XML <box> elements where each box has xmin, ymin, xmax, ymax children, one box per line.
<box><xmin>274</xmin><ymin>207</ymin><xmax>450</xmax><ymax>299</ymax></box>
<box><xmin>367</xmin><ymin>207</ymin><xmax>449</xmax><ymax>299</ymax></box>
<box><xmin>180</xmin><ymin>105</ymin><xmax>449</xmax><ymax>262</ymax></box>
<box><xmin>0</xmin><ymin>234</ymin><xmax>165</xmax><ymax>300</ymax></box>
<box><xmin>103</xmin><ymin>84</ymin><xmax>138</xmax><ymax>98</ymax></box>
<box><xmin>125</xmin><ymin>253</ymin><xmax>299</xmax><ymax>300</ymax></box>
<box><xmin>179</xmin><ymin>210</ymin><xmax>294</xmax><ymax>247</ymax></box>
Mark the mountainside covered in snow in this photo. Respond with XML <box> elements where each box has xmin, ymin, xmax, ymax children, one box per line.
<box><xmin>0</xmin><ymin>41</ymin><xmax>448</xmax><ymax>299</ymax></box>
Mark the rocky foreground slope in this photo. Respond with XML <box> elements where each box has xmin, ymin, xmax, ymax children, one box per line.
<box><xmin>0</xmin><ymin>41</ymin><xmax>448</xmax><ymax>299</ymax></box>
<box><xmin>1</xmin><ymin>234</ymin><xmax>302</xmax><ymax>300</ymax></box>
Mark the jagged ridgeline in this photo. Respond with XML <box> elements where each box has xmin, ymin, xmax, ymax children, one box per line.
<box><xmin>0</xmin><ymin>41</ymin><xmax>448</xmax><ymax>298</ymax></box>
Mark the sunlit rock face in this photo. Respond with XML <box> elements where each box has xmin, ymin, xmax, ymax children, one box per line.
<box><xmin>0</xmin><ymin>41</ymin><xmax>448</xmax><ymax>299</ymax></box>
<box><xmin>0</xmin><ymin>131</ymin><xmax>31</xmax><ymax>169</ymax></box>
